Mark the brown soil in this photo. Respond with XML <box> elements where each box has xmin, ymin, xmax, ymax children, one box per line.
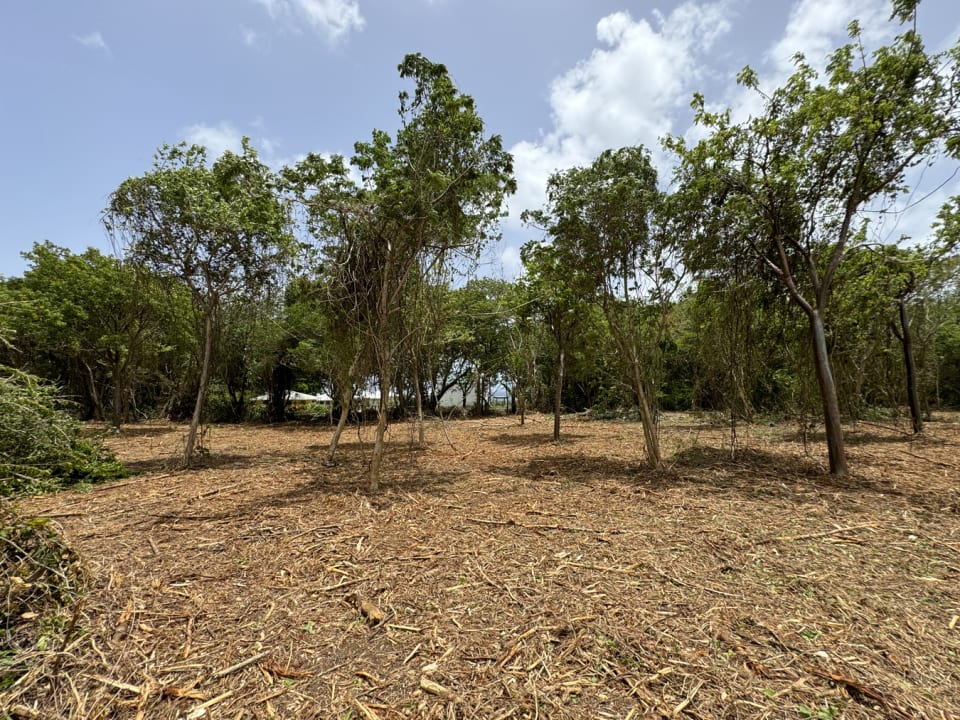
<box><xmin>7</xmin><ymin>412</ymin><xmax>960</xmax><ymax>719</ymax></box>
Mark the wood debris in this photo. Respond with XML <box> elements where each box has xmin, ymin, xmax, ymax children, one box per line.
<box><xmin>4</xmin><ymin>413</ymin><xmax>959</xmax><ymax>719</ymax></box>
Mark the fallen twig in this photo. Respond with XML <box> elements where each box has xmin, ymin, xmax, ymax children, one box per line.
<box><xmin>211</xmin><ymin>650</ymin><xmax>271</xmax><ymax>679</ymax></box>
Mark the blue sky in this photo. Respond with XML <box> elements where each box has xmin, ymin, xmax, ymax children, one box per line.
<box><xmin>1</xmin><ymin>0</ymin><xmax>957</xmax><ymax>280</ymax></box>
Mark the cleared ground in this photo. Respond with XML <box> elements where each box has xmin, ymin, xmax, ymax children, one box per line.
<box><xmin>8</xmin><ymin>412</ymin><xmax>960</xmax><ymax>719</ymax></box>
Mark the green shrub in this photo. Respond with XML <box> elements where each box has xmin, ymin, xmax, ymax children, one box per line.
<box><xmin>0</xmin><ymin>366</ymin><xmax>128</xmax><ymax>497</ymax></box>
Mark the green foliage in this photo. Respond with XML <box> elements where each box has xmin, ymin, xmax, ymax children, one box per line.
<box><xmin>0</xmin><ymin>366</ymin><xmax>127</xmax><ymax>497</ymax></box>
<box><xmin>668</xmin><ymin>14</ymin><xmax>960</xmax><ymax>472</ymax></box>
<box><xmin>797</xmin><ymin>702</ymin><xmax>842</xmax><ymax>720</ymax></box>
<box><xmin>105</xmin><ymin>139</ymin><xmax>295</xmax><ymax>308</ymax></box>
<box><xmin>284</xmin><ymin>54</ymin><xmax>516</xmax><ymax>486</ymax></box>
<box><xmin>105</xmin><ymin>138</ymin><xmax>295</xmax><ymax>464</ymax></box>
<box><xmin>0</xmin><ymin>242</ymin><xmax>166</xmax><ymax>425</ymax></box>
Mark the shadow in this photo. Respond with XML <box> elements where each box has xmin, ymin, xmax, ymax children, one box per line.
<box><xmin>484</xmin><ymin>432</ymin><xmax>589</xmax><ymax>448</ymax></box>
<box><xmin>112</xmin><ymin>425</ymin><xmax>179</xmax><ymax>439</ymax></box>
<box><xmin>236</xmin><ymin>466</ymin><xmax>464</xmax><ymax>517</ymax></box>
<box><xmin>662</xmin><ymin>445</ymin><xmax>913</xmax><ymax>502</ymax></box>
<box><xmin>843</xmin><ymin>431</ymin><xmax>917</xmax><ymax>446</ymax></box>
<box><xmin>485</xmin><ymin>454</ymin><xmax>646</xmax><ymax>485</ymax></box>
<box><xmin>122</xmin><ymin>458</ymin><xmax>172</xmax><ymax>475</ymax></box>
<box><xmin>485</xmin><ymin>443</ymin><xmax>954</xmax><ymax>514</ymax></box>
<box><xmin>129</xmin><ymin>436</ymin><xmax>466</xmax><ymax>522</ymax></box>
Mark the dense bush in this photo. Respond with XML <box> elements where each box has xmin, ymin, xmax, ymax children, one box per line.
<box><xmin>0</xmin><ymin>366</ymin><xmax>127</xmax><ymax>497</ymax></box>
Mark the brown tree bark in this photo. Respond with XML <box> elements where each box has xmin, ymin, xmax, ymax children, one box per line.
<box><xmin>184</xmin><ymin>307</ymin><xmax>215</xmax><ymax>467</ymax></box>
<box><xmin>553</xmin><ymin>346</ymin><xmax>564</xmax><ymax>442</ymax></box>
<box><xmin>809</xmin><ymin>309</ymin><xmax>847</xmax><ymax>476</ymax></box>
<box><xmin>897</xmin><ymin>299</ymin><xmax>923</xmax><ymax>434</ymax></box>
<box><xmin>369</xmin><ymin>373</ymin><xmax>390</xmax><ymax>492</ymax></box>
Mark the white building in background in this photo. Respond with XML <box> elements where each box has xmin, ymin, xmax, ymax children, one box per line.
<box><xmin>438</xmin><ymin>385</ymin><xmax>477</xmax><ymax>410</ymax></box>
<box><xmin>252</xmin><ymin>390</ymin><xmax>333</xmax><ymax>404</ymax></box>
<box><xmin>437</xmin><ymin>383</ymin><xmax>510</xmax><ymax>410</ymax></box>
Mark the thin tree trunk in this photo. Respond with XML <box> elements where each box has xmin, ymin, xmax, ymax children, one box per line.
<box><xmin>184</xmin><ymin>308</ymin><xmax>215</xmax><ymax>467</ymax></box>
<box><xmin>605</xmin><ymin>302</ymin><xmax>662</xmax><ymax>467</ymax></box>
<box><xmin>111</xmin><ymin>362</ymin><xmax>125</xmax><ymax>429</ymax></box>
<box><xmin>809</xmin><ymin>310</ymin><xmax>847</xmax><ymax>476</ymax></box>
<box><xmin>326</xmin><ymin>384</ymin><xmax>353</xmax><ymax>464</ymax></box>
<box><xmin>631</xmin><ymin>360</ymin><xmax>661</xmax><ymax>468</ymax></box>
<box><xmin>369</xmin><ymin>373</ymin><xmax>389</xmax><ymax>492</ymax></box>
<box><xmin>475</xmin><ymin>370</ymin><xmax>483</xmax><ymax>416</ymax></box>
<box><xmin>553</xmin><ymin>346</ymin><xmax>564</xmax><ymax>442</ymax></box>
<box><xmin>898</xmin><ymin>300</ymin><xmax>923</xmax><ymax>434</ymax></box>
<box><xmin>413</xmin><ymin>358</ymin><xmax>425</xmax><ymax>448</ymax></box>
<box><xmin>327</xmin><ymin>352</ymin><xmax>361</xmax><ymax>463</ymax></box>
<box><xmin>82</xmin><ymin>360</ymin><xmax>105</xmax><ymax>421</ymax></box>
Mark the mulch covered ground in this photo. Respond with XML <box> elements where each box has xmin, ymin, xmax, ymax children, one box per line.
<box><xmin>6</xmin><ymin>412</ymin><xmax>960</xmax><ymax>719</ymax></box>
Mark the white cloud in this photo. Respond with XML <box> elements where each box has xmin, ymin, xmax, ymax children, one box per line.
<box><xmin>722</xmin><ymin>0</ymin><xmax>890</xmax><ymax>124</ymax></box>
<box><xmin>252</xmin><ymin>0</ymin><xmax>365</xmax><ymax>42</ymax></box>
<box><xmin>507</xmin><ymin>2</ymin><xmax>733</xmax><ymax>225</ymax></box>
<box><xmin>766</xmin><ymin>0</ymin><xmax>887</xmax><ymax>76</ymax></box>
<box><xmin>183</xmin><ymin>122</ymin><xmax>245</xmax><ymax>158</ymax></box>
<box><xmin>71</xmin><ymin>31</ymin><xmax>110</xmax><ymax>54</ymax></box>
<box><xmin>498</xmin><ymin>244</ymin><xmax>523</xmax><ymax>280</ymax></box>
<box><xmin>182</xmin><ymin>121</ymin><xmax>324</xmax><ymax>172</ymax></box>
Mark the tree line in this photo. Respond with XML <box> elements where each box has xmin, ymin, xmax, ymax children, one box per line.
<box><xmin>2</xmin><ymin>6</ymin><xmax>959</xmax><ymax>487</ymax></box>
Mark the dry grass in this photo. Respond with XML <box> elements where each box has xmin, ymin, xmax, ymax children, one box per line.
<box><xmin>5</xmin><ymin>412</ymin><xmax>960</xmax><ymax>719</ymax></box>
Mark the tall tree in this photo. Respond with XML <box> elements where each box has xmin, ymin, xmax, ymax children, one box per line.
<box><xmin>520</xmin><ymin>240</ymin><xmax>590</xmax><ymax>441</ymax></box>
<box><xmin>523</xmin><ymin>147</ymin><xmax>682</xmax><ymax>467</ymax></box>
<box><xmin>286</xmin><ymin>54</ymin><xmax>514</xmax><ymax>491</ymax></box>
<box><xmin>105</xmin><ymin>139</ymin><xmax>294</xmax><ymax>466</ymax></box>
<box><xmin>5</xmin><ymin>242</ymin><xmax>161</xmax><ymax>426</ymax></box>
<box><xmin>667</xmin><ymin>10</ymin><xmax>960</xmax><ymax>475</ymax></box>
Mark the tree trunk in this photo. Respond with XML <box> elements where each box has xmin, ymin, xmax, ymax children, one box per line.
<box><xmin>475</xmin><ymin>370</ymin><xmax>483</xmax><ymax>416</ymax></box>
<box><xmin>110</xmin><ymin>359</ymin><xmax>126</xmax><ymax>429</ymax></box>
<box><xmin>326</xmin><ymin>384</ymin><xmax>353</xmax><ymax>464</ymax></box>
<box><xmin>553</xmin><ymin>346</ymin><xmax>564</xmax><ymax>442</ymax></box>
<box><xmin>369</xmin><ymin>373</ymin><xmax>389</xmax><ymax>492</ymax></box>
<box><xmin>631</xmin><ymin>361</ymin><xmax>661</xmax><ymax>468</ymax></box>
<box><xmin>413</xmin><ymin>358</ymin><xmax>425</xmax><ymax>448</ymax></box>
<box><xmin>327</xmin><ymin>352</ymin><xmax>361</xmax><ymax>462</ymax></box>
<box><xmin>82</xmin><ymin>360</ymin><xmax>105</xmax><ymax>421</ymax></box>
<box><xmin>898</xmin><ymin>300</ymin><xmax>923</xmax><ymax>434</ymax></box>
<box><xmin>809</xmin><ymin>310</ymin><xmax>847</xmax><ymax>476</ymax></box>
<box><xmin>184</xmin><ymin>308</ymin><xmax>215</xmax><ymax>467</ymax></box>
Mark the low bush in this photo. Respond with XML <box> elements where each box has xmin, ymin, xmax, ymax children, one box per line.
<box><xmin>0</xmin><ymin>366</ymin><xmax>127</xmax><ymax>498</ymax></box>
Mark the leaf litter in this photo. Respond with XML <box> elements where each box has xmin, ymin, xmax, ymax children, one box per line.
<box><xmin>6</xmin><ymin>412</ymin><xmax>960</xmax><ymax>719</ymax></box>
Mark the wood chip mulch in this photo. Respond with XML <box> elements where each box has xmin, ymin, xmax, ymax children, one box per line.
<box><xmin>6</xmin><ymin>412</ymin><xmax>960</xmax><ymax>719</ymax></box>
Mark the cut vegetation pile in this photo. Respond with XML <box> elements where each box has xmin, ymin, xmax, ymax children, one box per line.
<box><xmin>5</xmin><ymin>414</ymin><xmax>960</xmax><ymax>719</ymax></box>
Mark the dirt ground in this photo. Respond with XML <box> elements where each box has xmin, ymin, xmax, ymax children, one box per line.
<box><xmin>6</xmin><ymin>412</ymin><xmax>960</xmax><ymax>719</ymax></box>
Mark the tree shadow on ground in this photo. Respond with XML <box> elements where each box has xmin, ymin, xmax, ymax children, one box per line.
<box><xmin>774</xmin><ymin>429</ymin><xmax>917</xmax><ymax>446</ymax></box>
<box><xmin>210</xmin><ymin>462</ymin><xmax>464</xmax><ymax>520</ymax></box>
<box><xmin>485</xmin><ymin>454</ymin><xmax>643</xmax><ymax>485</ymax></box>
<box><xmin>486</xmin><ymin>444</ymin><xmax>956</xmax><ymax>513</ymax></box>
<box><xmin>658</xmin><ymin>445</ymin><xmax>960</xmax><ymax>512</ymax></box>
<box><xmin>484</xmin><ymin>432</ymin><xmax>589</xmax><ymax>448</ymax></box>
<box><xmin>842</xmin><ymin>430</ymin><xmax>920</xmax><ymax>445</ymax></box>
<box><xmin>113</xmin><ymin>425</ymin><xmax>179</xmax><ymax>439</ymax></box>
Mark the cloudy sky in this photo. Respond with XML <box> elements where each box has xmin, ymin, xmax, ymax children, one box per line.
<box><xmin>1</xmin><ymin>0</ymin><xmax>957</xmax><ymax>279</ymax></box>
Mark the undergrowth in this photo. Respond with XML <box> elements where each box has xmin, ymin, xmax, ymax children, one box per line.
<box><xmin>0</xmin><ymin>366</ymin><xmax>128</xmax><ymax>497</ymax></box>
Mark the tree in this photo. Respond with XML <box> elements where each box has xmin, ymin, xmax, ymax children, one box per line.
<box><xmin>105</xmin><ymin>139</ymin><xmax>294</xmax><ymax>466</ymax></box>
<box><xmin>522</xmin><ymin>147</ymin><xmax>683</xmax><ymax>467</ymax></box>
<box><xmin>3</xmin><ymin>243</ymin><xmax>164</xmax><ymax>427</ymax></box>
<box><xmin>520</xmin><ymin>240</ymin><xmax>591</xmax><ymax>441</ymax></box>
<box><xmin>446</xmin><ymin>278</ymin><xmax>514</xmax><ymax>416</ymax></box>
<box><xmin>667</xmin><ymin>10</ymin><xmax>960</xmax><ymax>474</ymax></box>
<box><xmin>286</xmin><ymin>54</ymin><xmax>514</xmax><ymax>491</ymax></box>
